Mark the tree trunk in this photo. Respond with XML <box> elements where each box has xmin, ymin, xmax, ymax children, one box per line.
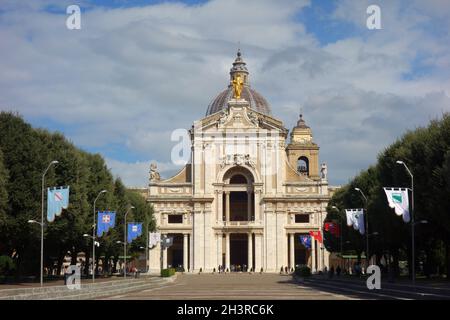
<box><xmin>84</xmin><ymin>251</ymin><xmax>90</xmax><ymax>276</ymax></box>
<box><xmin>104</xmin><ymin>254</ymin><xmax>110</xmax><ymax>274</ymax></box>
<box><xmin>71</xmin><ymin>250</ymin><xmax>78</xmax><ymax>265</ymax></box>
<box><xmin>392</xmin><ymin>249</ymin><xmax>400</xmax><ymax>278</ymax></box>
<box><xmin>113</xmin><ymin>257</ymin><xmax>118</xmax><ymax>274</ymax></box>
<box><xmin>95</xmin><ymin>256</ymin><xmax>100</xmax><ymax>277</ymax></box>
<box><xmin>56</xmin><ymin>255</ymin><xmax>64</xmax><ymax>276</ymax></box>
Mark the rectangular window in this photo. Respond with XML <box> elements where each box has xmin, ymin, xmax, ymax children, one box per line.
<box><xmin>295</xmin><ymin>214</ymin><xmax>309</xmax><ymax>223</ymax></box>
<box><xmin>168</xmin><ymin>214</ymin><xmax>183</xmax><ymax>224</ymax></box>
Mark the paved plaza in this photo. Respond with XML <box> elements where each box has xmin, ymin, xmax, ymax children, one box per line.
<box><xmin>101</xmin><ymin>273</ymin><xmax>354</xmax><ymax>300</ymax></box>
<box><xmin>100</xmin><ymin>273</ymin><xmax>450</xmax><ymax>300</ymax></box>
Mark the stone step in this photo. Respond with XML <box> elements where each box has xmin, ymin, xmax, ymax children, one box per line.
<box><xmin>0</xmin><ymin>277</ymin><xmax>169</xmax><ymax>300</ymax></box>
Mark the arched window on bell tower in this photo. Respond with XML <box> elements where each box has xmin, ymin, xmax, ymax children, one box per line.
<box><xmin>297</xmin><ymin>156</ymin><xmax>309</xmax><ymax>176</ymax></box>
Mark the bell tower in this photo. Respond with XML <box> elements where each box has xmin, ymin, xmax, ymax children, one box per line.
<box><xmin>286</xmin><ymin>114</ymin><xmax>320</xmax><ymax>180</ymax></box>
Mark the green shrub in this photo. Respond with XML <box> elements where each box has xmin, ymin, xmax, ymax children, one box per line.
<box><xmin>161</xmin><ymin>268</ymin><xmax>176</xmax><ymax>277</ymax></box>
<box><xmin>295</xmin><ymin>265</ymin><xmax>311</xmax><ymax>277</ymax></box>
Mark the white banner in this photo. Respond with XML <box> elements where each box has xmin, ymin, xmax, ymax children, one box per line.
<box><xmin>345</xmin><ymin>209</ymin><xmax>365</xmax><ymax>235</ymax></box>
<box><xmin>149</xmin><ymin>232</ymin><xmax>161</xmax><ymax>247</ymax></box>
<box><xmin>383</xmin><ymin>187</ymin><xmax>410</xmax><ymax>223</ymax></box>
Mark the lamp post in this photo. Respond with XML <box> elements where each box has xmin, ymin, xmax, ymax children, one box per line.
<box><xmin>396</xmin><ymin>160</ymin><xmax>415</xmax><ymax>285</ymax></box>
<box><xmin>92</xmin><ymin>189</ymin><xmax>107</xmax><ymax>283</ymax></box>
<box><xmin>27</xmin><ymin>219</ymin><xmax>44</xmax><ymax>286</ymax></box>
<box><xmin>354</xmin><ymin>188</ymin><xmax>370</xmax><ymax>266</ymax></box>
<box><xmin>123</xmin><ymin>206</ymin><xmax>135</xmax><ymax>278</ymax></box>
<box><xmin>84</xmin><ymin>234</ymin><xmax>99</xmax><ymax>277</ymax></box>
<box><xmin>145</xmin><ymin>219</ymin><xmax>151</xmax><ymax>273</ymax></box>
<box><xmin>36</xmin><ymin>160</ymin><xmax>58</xmax><ymax>287</ymax></box>
<box><xmin>116</xmin><ymin>240</ymin><xmax>125</xmax><ymax>275</ymax></box>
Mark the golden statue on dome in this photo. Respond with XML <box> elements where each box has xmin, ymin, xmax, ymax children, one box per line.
<box><xmin>232</xmin><ymin>74</ymin><xmax>244</xmax><ymax>99</ymax></box>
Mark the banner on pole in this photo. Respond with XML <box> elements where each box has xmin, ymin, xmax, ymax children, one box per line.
<box><xmin>149</xmin><ymin>232</ymin><xmax>161</xmax><ymax>247</ymax></box>
<box><xmin>47</xmin><ymin>186</ymin><xmax>70</xmax><ymax>222</ymax></box>
<box><xmin>127</xmin><ymin>223</ymin><xmax>142</xmax><ymax>243</ymax></box>
<box><xmin>299</xmin><ymin>235</ymin><xmax>311</xmax><ymax>249</ymax></box>
<box><xmin>345</xmin><ymin>209</ymin><xmax>365</xmax><ymax>235</ymax></box>
<box><xmin>309</xmin><ymin>230</ymin><xmax>323</xmax><ymax>243</ymax></box>
<box><xmin>97</xmin><ymin>211</ymin><xmax>116</xmax><ymax>237</ymax></box>
<box><xmin>383</xmin><ymin>187</ymin><xmax>410</xmax><ymax>223</ymax></box>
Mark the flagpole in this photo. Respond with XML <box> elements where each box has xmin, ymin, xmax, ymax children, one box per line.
<box><xmin>93</xmin><ymin>190</ymin><xmax>107</xmax><ymax>283</ymax></box>
<box><xmin>40</xmin><ymin>160</ymin><xmax>58</xmax><ymax>287</ymax></box>
<box><xmin>124</xmin><ymin>206</ymin><xmax>135</xmax><ymax>278</ymax></box>
<box><xmin>396</xmin><ymin>161</ymin><xmax>415</xmax><ymax>286</ymax></box>
<box><xmin>354</xmin><ymin>188</ymin><xmax>369</xmax><ymax>266</ymax></box>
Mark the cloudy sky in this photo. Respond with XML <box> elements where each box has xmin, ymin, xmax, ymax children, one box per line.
<box><xmin>1</xmin><ymin>0</ymin><xmax>449</xmax><ymax>187</ymax></box>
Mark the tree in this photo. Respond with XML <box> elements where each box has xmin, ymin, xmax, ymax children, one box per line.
<box><xmin>327</xmin><ymin>113</ymin><xmax>450</xmax><ymax>279</ymax></box>
<box><xmin>0</xmin><ymin>112</ymin><xmax>154</xmax><ymax>278</ymax></box>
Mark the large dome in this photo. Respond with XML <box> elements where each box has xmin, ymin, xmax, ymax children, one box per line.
<box><xmin>206</xmin><ymin>50</ymin><xmax>272</xmax><ymax>116</ymax></box>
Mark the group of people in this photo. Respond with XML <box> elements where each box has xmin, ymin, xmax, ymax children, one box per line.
<box><xmin>325</xmin><ymin>265</ymin><xmax>342</xmax><ymax>278</ymax></box>
<box><xmin>279</xmin><ymin>266</ymin><xmax>295</xmax><ymax>274</ymax></box>
<box><xmin>216</xmin><ymin>264</ymin><xmax>255</xmax><ymax>273</ymax></box>
<box><xmin>325</xmin><ymin>263</ymin><xmax>365</xmax><ymax>278</ymax></box>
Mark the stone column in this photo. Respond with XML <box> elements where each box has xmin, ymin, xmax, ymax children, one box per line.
<box><xmin>218</xmin><ymin>191</ymin><xmax>223</xmax><ymax>223</ymax></box>
<box><xmin>247</xmin><ymin>192</ymin><xmax>252</xmax><ymax>221</ymax></box>
<box><xmin>162</xmin><ymin>246</ymin><xmax>168</xmax><ymax>269</ymax></box>
<box><xmin>248</xmin><ymin>233</ymin><xmax>253</xmax><ymax>271</ymax></box>
<box><xmin>217</xmin><ymin>233</ymin><xmax>223</xmax><ymax>269</ymax></box>
<box><xmin>289</xmin><ymin>233</ymin><xmax>295</xmax><ymax>270</ymax></box>
<box><xmin>283</xmin><ymin>232</ymin><xmax>289</xmax><ymax>269</ymax></box>
<box><xmin>254</xmin><ymin>191</ymin><xmax>260</xmax><ymax>223</ymax></box>
<box><xmin>225</xmin><ymin>192</ymin><xmax>230</xmax><ymax>222</ymax></box>
<box><xmin>225</xmin><ymin>233</ymin><xmax>230</xmax><ymax>271</ymax></box>
<box><xmin>183</xmin><ymin>233</ymin><xmax>188</xmax><ymax>272</ymax></box>
<box><xmin>254</xmin><ymin>234</ymin><xmax>262</xmax><ymax>272</ymax></box>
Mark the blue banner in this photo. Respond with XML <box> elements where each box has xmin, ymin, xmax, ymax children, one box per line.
<box><xmin>127</xmin><ymin>223</ymin><xmax>142</xmax><ymax>243</ymax></box>
<box><xmin>97</xmin><ymin>211</ymin><xmax>116</xmax><ymax>237</ymax></box>
<box><xmin>47</xmin><ymin>187</ymin><xmax>70</xmax><ymax>222</ymax></box>
<box><xmin>299</xmin><ymin>235</ymin><xmax>311</xmax><ymax>249</ymax></box>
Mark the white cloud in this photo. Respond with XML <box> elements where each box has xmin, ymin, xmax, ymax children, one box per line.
<box><xmin>0</xmin><ymin>0</ymin><xmax>449</xmax><ymax>187</ymax></box>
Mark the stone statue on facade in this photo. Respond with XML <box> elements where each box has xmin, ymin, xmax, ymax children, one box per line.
<box><xmin>321</xmin><ymin>163</ymin><xmax>328</xmax><ymax>180</ymax></box>
<box><xmin>149</xmin><ymin>163</ymin><xmax>161</xmax><ymax>182</ymax></box>
<box><xmin>248</xmin><ymin>111</ymin><xmax>258</xmax><ymax>126</ymax></box>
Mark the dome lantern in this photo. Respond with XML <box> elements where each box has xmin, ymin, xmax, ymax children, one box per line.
<box><xmin>206</xmin><ymin>50</ymin><xmax>272</xmax><ymax>116</ymax></box>
<box><xmin>229</xmin><ymin>49</ymin><xmax>249</xmax><ymax>86</ymax></box>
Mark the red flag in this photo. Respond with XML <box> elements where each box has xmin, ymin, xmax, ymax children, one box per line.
<box><xmin>324</xmin><ymin>222</ymin><xmax>341</xmax><ymax>237</ymax></box>
<box><xmin>309</xmin><ymin>230</ymin><xmax>323</xmax><ymax>243</ymax></box>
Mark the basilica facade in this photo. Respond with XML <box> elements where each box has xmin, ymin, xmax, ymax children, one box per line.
<box><xmin>148</xmin><ymin>51</ymin><xmax>332</xmax><ymax>273</ymax></box>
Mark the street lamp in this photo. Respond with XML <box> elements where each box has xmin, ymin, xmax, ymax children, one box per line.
<box><xmin>35</xmin><ymin>160</ymin><xmax>58</xmax><ymax>287</ymax></box>
<box><xmin>396</xmin><ymin>160</ymin><xmax>416</xmax><ymax>285</ymax></box>
<box><xmin>92</xmin><ymin>189</ymin><xmax>107</xmax><ymax>283</ymax></box>
<box><xmin>144</xmin><ymin>219</ymin><xmax>152</xmax><ymax>273</ymax></box>
<box><xmin>354</xmin><ymin>188</ymin><xmax>370</xmax><ymax>266</ymax></box>
<box><xmin>123</xmin><ymin>206</ymin><xmax>135</xmax><ymax>278</ymax></box>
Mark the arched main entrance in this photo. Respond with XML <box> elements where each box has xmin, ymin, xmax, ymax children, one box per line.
<box><xmin>221</xmin><ymin>167</ymin><xmax>256</xmax><ymax>272</ymax></box>
<box><xmin>222</xmin><ymin>167</ymin><xmax>255</xmax><ymax>222</ymax></box>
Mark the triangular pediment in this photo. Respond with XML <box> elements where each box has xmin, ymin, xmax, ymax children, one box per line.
<box><xmin>192</xmin><ymin>99</ymin><xmax>287</xmax><ymax>135</ymax></box>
